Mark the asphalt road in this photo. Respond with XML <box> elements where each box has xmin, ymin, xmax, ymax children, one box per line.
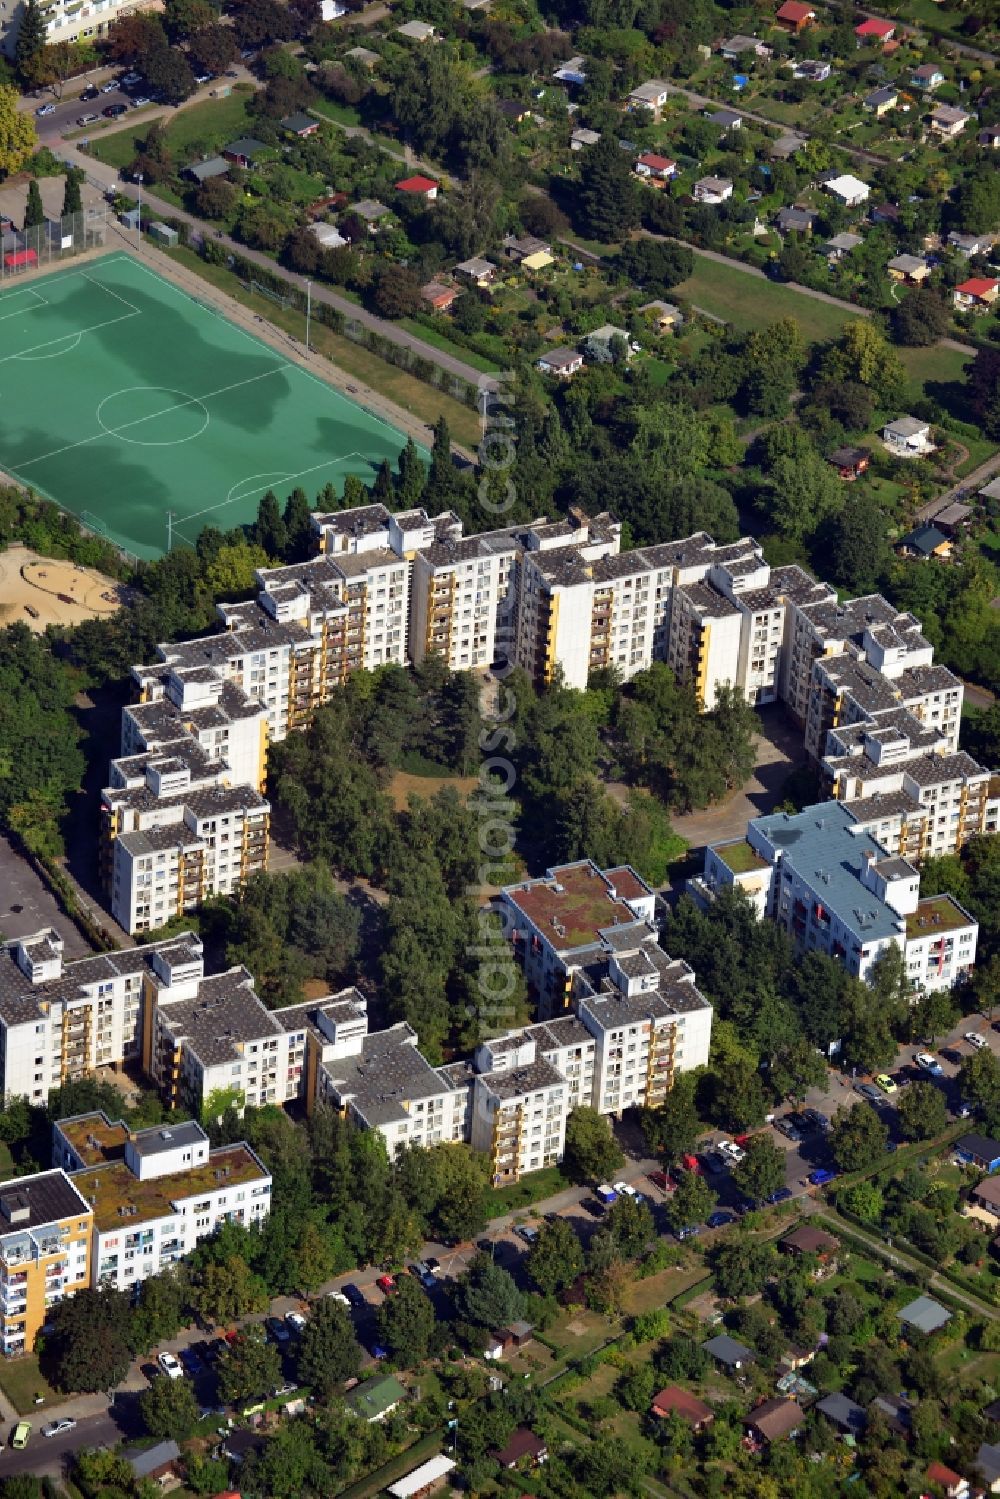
<box><xmin>0</xmin><ymin>1410</ymin><xmax>130</xmax><ymax>1478</ymax></box>
<box><xmin>33</xmin><ymin>85</ymin><xmax>138</xmax><ymax>143</ymax></box>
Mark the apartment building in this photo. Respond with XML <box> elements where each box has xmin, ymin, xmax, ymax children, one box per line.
<box><xmin>469</xmin><ymin>1046</ymin><xmax>568</xmax><ymax>1186</ymax></box>
<box><xmin>0</xmin><ymin>0</ymin><xmax>160</xmax><ymax>58</ymax></box>
<box><xmin>499</xmin><ymin>860</ymin><xmax>658</xmax><ymax>1018</ymax></box>
<box><xmin>696</xmin><ymin>802</ymin><xmax>977</xmax><ymax>990</ymax></box>
<box><xmin>52</xmin><ymin>1114</ymin><xmax>271</xmax><ymax>1294</ymax></box>
<box><xmin>143</xmin><ymin>967</ymin><xmax>300</xmax><ymax>1115</ymax></box>
<box><xmin>823</xmin><ymin>710</ymin><xmax>1000</xmax><ymax>862</ymax></box>
<box><xmin>0</xmin><ymin>929</ymin><xmax>204</xmax><ymax>1105</ymax></box>
<box><xmin>0</xmin><ymin>1171</ymin><xmax>92</xmax><ymax>1357</ymax></box>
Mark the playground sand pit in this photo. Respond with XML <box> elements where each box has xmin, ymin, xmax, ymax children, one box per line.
<box><xmin>0</xmin><ymin>544</ymin><xmax>124</xmax><ymax>631</ymax></box>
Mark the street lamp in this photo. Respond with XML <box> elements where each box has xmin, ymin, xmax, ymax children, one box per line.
<box><xmin>305</xmin><ymin>278</ymin><xmax>312</xmax><ymax>352</ymax></box>
<box><xmin>135</xmin><ymin>172</ymin><xmax>143</xmax><ymax>236</ymax></box>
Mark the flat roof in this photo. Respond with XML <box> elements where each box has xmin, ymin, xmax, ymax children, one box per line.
<box><xmin>505</xmin><ymin>861</ymin><xmax>651</xmax><ymax>952</ymax></box>
<box><xmin>713</xmin><ymin>840</ymin><xmax>769</xmax><ymax>875</ymax></box>
<box><xmin>55</xmin><ymin>1112</ymin><xmax>130</xmax><ymax>1165</ymax></box>
<box><xmin>0</xmin><ymin>1170</ymin><xmax>91</xmax><ymax>1234</ymax></box>
<box><xmin>905</xmin><ymin>894</ymin><xmax>975</xmax><ymax>939</ymax></box>
<box><xmin>388</xmin><ymin>1455</ymin><xmax>456</xmax><ymax>1498</ymax></box>
<box><xmin>73</xmin><ymin>1143</ymin><xmax>268</xmax><ymax>1232</ymax></box>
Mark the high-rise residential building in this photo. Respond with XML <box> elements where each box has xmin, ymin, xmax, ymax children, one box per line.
<box><xmin>0</xmin><ymin>0</ymin><xmax>160</xmax><ymax>58</ymax></box>
<box><xmin>52</xmin><ymin>1114</ymin><xmax>271</xmax><ymax>1294</ymax></box>
<box><xmin>695</xmin><ymin>802</ymin><xmax>978</xmax><ymax>990</ymax></box>
<box><xmin>0</xmin><ymin>1171</ymin><xmax>93</xmax><ymax>1357</ymax></box>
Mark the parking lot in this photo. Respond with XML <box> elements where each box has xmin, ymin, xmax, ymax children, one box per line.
<box><xmin>0</xmin><ymin>834</ymin><xmax>90</xmax><ymax>958</ymax></box>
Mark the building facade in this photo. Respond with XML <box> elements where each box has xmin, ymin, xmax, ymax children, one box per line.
<box><xmin>52</xmin><ymin>1114</ymin><xmax>271</xmax><ymax>1294</ymax></box>
<box><xmin>0</xmin><ymin>1171</ymin><xmax>92</xmax><ymax>1357</ymax></box>
<box><xmin>0</xmin><ymin>0</ymin><xmax>161</xmax><ymax>58</ymax></box>
<box><xmin>695</xmin><ymin>802</ymin><xmax>977</xmax><ymax>990</ymax></box>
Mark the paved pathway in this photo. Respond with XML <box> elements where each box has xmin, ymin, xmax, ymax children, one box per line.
<box><xmin>915</xmin><ymin>446</ymin><xmax>1000</xmax><ymax>524</ymax></box>
<box><xmin>63</xmin><ymin>143</ymin><xmax>494</xmax><ymax>396</ymax></box>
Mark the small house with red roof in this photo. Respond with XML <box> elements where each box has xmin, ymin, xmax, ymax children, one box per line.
<box><xmin>954</xmin><ymin>276</ymin><xmax>1000</xmax><ymax>312</ymax></box>
<box><xmin>651</xmin><ymin>1387</ymin><xmax>715</xmax><ymax>1430</ymax></box>
<box><xmin>855</xmin><ymin>17</ymin><xmax>895</xmax><ymax>43</ymax></box>
<box><xmin>634</xmin><ymin>152</ymin><xmax>677</xmax><ymax>183</ymax></box>
<box><xmin>395</xmin><ymin>175</ymin><xmax>439</xmax><ymax>201</ymax></box>
<box><xmin>421</xmin><ymin>282</ymin><xmax>458</xmax><ymax>311</ymax></box>
<box><xmin>776</xmin><ymin>1</ymin><xmax>815</xmax><ymax>30</ymax></box>
<box><xmin>925</xmin><ymin>1460</ymin><xmax>970</xmax><ymax>1498</ymax></box>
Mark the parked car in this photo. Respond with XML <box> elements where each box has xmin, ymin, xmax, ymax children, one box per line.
<box><xmin>424</xmin><ymin>1257</ymin><xmax>441</xmax><ymax>1275</ymax></box>
<box><xmin>915</xmin><ymin>1051</ymin><xmax>944</xmax><ymax>1077</ymax></box>
<box><xmin>131</xmin><ymin>95</ymin><xmax>152</xmax><ymax>108</ymax></box>
<box><xmin>675</xmin><ymin>1223</ymin><xmax>702</xmax><ymax>1241</ymax></box>
<box><xmin>707</xmin><ymin>1211</ymin><xmax>734</xmax><ymax>1228</ymax></box>
<box><xmin>120</xmin><ymin>70</ymin><xmax>142</xmax><ymax>85</ymax></box>
<box><xmin>285</xmin><ymin>1311</ymin><xmax>307</xmax><ymax>1334</ymax></box>
<box><xmin>103</xmin><ymin>103</ymin><xmax>128</xmax><ymax>117</ymax></box>
<box><xmin>856</xmin><ymin>1083</ymin><xmax>885</xmax><ymax>1104</ymax></box>
<box><xmin>766</xmin><ymin>1186</ymin><xmax>793</xmax><ymax>1204</ymax></box>
<box><xmin>595</xmin><ymin>1184</ymin><xmax>618</xmax><ymax>1207</ymax></box>
<box><xmin>11</xmin><ymin>1423</ymin><xmax>30</xmax><ymax>1450</ymax></box>
<box><xmin>612</xmin><ymin>1180</ymin><xmax>637</xmax><ymax>1197</ymax></box>
<box><xmin>341</xmin><ymin>1283</ymin><xmax>365</xmax><ymax>1307</ymax></box>
<box><xmin>80</xmin><ymin>86</ymin><xmax>99</xmax><ymax>100</ymax></box>
<box><xmin>35</xmin><ymin>103</ymin><xmax>56</xmax><ymax>117</ymax></box>
<box><xmin>800</xmin><ymin>1108</ymin><xmax>830</xmax><ymax>1132</ymax></box>
<box><xmin>808</xmin><ymin>1168</ymin><xmax>837</xmax><ymax>1186</ymax></box>
<box><xmin>966</xmin><ymin>1031</ymin><xmax>989</xmax><ymax>1051</ymax></box>
<box><xmin>265</xmin><ymin>1316</ymin><xmax>290</xmax><ymax>1345</ymax></box>
<box><xmin>716</xmin><ymin>1139</ymin><xmax>746</xmax><ymax>1164</ymax></box>
<box><xmin>410</xmin><ymin>1261</ymin><xmax>431</xmax><ymax>1279</ymax></box>
<box><xmin>272</xmin><ymin>1382</ymin><xmax>297</xmax><ymax>1398</ymax></box>
<box><xmin>874</xmin><ymin>1073</ymin><xmax>897</xmax><ymax>1094</ymax></box>
<box><xmin>327</xmin><ymin>1290</ymin><xmax>351</xmax><ymax>1306</ymax></box>
<box><xmin>647</xmin><ymin>1170</ymin><xmax>670</xmax><ymax>1191</ymax></box>
<box><xmin>76</xmin><ymin>113</ymin><xmax>99</xmax><ymax>125</ymax></box>
<box><xmin>679</xmin><ymin>1153</ymin><xmax>703</xmax><ymax>1175</ymax></box>
<box><xmin>157</xmin><ymin>1351</ymin><xmax>183</xmax><ymax>1379</ymax></box>
<box><xmin>774</xmin><ymin>1116</ymin><xmax>803</xmax><ymax>1142</ymax></box>
<box><xmin>701</xmin><ymin>1150</ymin><xmax>727</xmax><ymax>1175</ymax></box>
<box><xmin>42</xmin><ymin>1419</ymin><xmax>76</xmax><ymax>1438</ymax></box>
<box><xmin>100</xmin><ymin>80</ymin><xmax>118</xmax><ymax>93</ymax></box>
<box><xmin>376</xmin><ymin>1275</ymin><xmax>396</xmax><ymax>1295</ymax></box>
<box><xmin>515</xmin><ymin>1225</ymin><xmax>539</xmax><ymax>1244</ymax></box>
<box><xmin>179</xmin><ymin>1347</ymin><xmax>202</xmax><ymax>1374</ymax></box>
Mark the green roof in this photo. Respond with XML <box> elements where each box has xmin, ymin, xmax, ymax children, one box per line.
<box><xmin>714</xmin><ymin>840</ymin><xmax>768</xmax><ymax>875</ymax></box>
<box><xmin>348</xmin><ymin>1375</ymin><xmax>406</xmax><ymax>1420</ymax></box>
<box><xmin>905</xmin><ymin>894</ymin><xmax>973</xmax><ymax>939</ymax></box>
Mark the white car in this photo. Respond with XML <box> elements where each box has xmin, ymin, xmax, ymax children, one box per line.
<box><xmin>717</xmin><ymin>1140</ymin><xmax>745</xmax><ymax>1163</ymax></box>
<box><xmin>966</xmin><ymin>1032</ymin><xmax>988</xmax><ymax>1051</ymax></box>
<box><xmin>327</xmin><ymin>1290</ymin><xmax>351</xmax><ymax>1306</ymax></box>
<box><xmin>612</xmin><ymin>1180</ymin><xmax>637</xmax><ymax>1197</ymax></box>
<box><xmin>35</xmin><ymin>103</ymin><xmax>56</xmax><ymax>117</ymax></box>
<box><xmin>915</xmin><ymin>1051</ymin><xmax>944</xmax><ymax>1076</ymax></box>
<box><xmin>285</xmin><ymin>1311</ymin><xmax>307</xmax><ymax>1333</ymax></box>
<box><xmin>42</xmin><ymin>1419</ymin><xmax>76</xmax><ymax>1438</ymax></box>
<box><xmin>157</xmin><ymin>1351</ymin><xmax>183</xmax><ymax>1380</ymax></box>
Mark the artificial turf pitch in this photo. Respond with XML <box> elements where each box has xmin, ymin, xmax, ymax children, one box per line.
<box><xmin>0</xmin><ymin>253</ymin><xmax>416</xmax><ymax>559</ymax></box>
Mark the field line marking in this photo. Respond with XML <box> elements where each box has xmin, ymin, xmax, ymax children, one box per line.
<box><xmin>174</xmin><ymin>452</ymin><xmax>375</xmax><ymax>534</ymax></box>
<box><xmin>0</xmin><ymin>288</ymin><xmax>47</xmax><ymax>322</ymax></box>
<box><xmin>14</xmin><ymin>367</ymin><xmax>287</xmax><ymax>469</ymax></box>
<box><xmin>79</xmin><ymin>270</ymin><xmax>142</xmax><ymax>316</ymax></box>
<box><xmin>0</xmin><ymin>311</ymin><xmax>139</xmax><ymax>365</ymax></box>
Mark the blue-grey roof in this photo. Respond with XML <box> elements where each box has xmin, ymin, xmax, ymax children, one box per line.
<box><xmin>897</xmin><ymin>1295</ymin><xmax>951</xmax><ymax>1334</ymax></box>
<box><xmin>817</xmin><ymin>1393</ymin><xmax>867</xmax><ymax>1434</ymax></box>
<box><xmin>702</xmin><ymin>1334</ymin><xmax>754</xmax><ymax>1365</ymax></box>
<box><xmin>125</xmin><ymin>1440</ymin><xmax>180</xmax><ymax>1478</ymax></box>
<box><xmin>750</xmin><ymin>803</ymin><xmax>904</xmax><ymax>943</ymax></box>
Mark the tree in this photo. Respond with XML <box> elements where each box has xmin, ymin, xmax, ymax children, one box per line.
<box><xmin>526</xmin><ymin>1217</ymin><xmax>584</xmax><ymax>1295</ymax></box>
<box><xmin>203</xmin><ymin>539</ymin><xmax>270</xmax><ymax>597</ymax></box>
<box><xmin>296</xmin><ymin>1296</ymin><xmax>361</xmax><ymax>1395</ymax></box>
<box><xmin>14</xmin><ymin>0</ymin><xmax>47</xmax><ymax>80</ymax></box>
<box><xmin>891</xmin><ymin>288</ymin><xmax>952</xmax><ymax>347</ymax></box>
<box><xmin>910</xmin><ymin>987</ymin><xmax>958</xmax><ymax>1047</ymax></box>
<box><xmin>837</xmin><ymin>1179</ymin><xmax>884</xmax><ymax>1224</ymax></box>
<box><xmin>144</xmin><ymin>44</ymin><xmax>196</xmax><ymax>104</ymax></box>
<box><xmin>732</xmin><ymin>1135</ymin><xmax>786</xmax><ymax>1205</ymax></box>
<box><xmin>377</xmin><ymin>1275</ymin><xmax>436</xmax><ymax>1365</ymax></box>
<box><xmin>283</xmin><ymin>488</ymin><xmax>314</xmax><ymax>562</ymax></box>
<box><xmin>139</xmin><ymin>1373</ymin><xmax>200</xmax><ymax>1440</ymax></box>
<box><xmin>457</xmin><ymin>1254</ymin><xmax>525</xmax><ymax>1329</ymax></box>
<box><xmin>828</xmin><ymin>1101</ymin><xmax>889</xmax><ymax>1174</ymax></box>
<box><xmin>577</xmin><ymin>134</ymin><xmax>640</xmax><ymax>241</ymax></box>
<box><xmin>822</xmin><ymin>320</ymin><xmax>906</xmax><ymax>408</ymax></box>
<box><xmin>23</xmin><ymin>178</ymin><xmax>44</xmax><ymax>230</ymax></box>
<box><xmin>217</xmin><ymin>1327</ymin><xmax>281</xmax><ymax>1403</ymax></box>
<box><xmin>195</xmin><ymin>174</ymin><xmax>237</xmax><ymax>220</ymax></box>
<box><xmin>0</xmin><ymin>87</ymin><xmax>37</xmax><ymax>178</ymax></box>
<box><xmin>192</xmin><ymin>1253</ymin><xmax>267</xmax><ymax>1326</ymax></box>
<box><xmin>665</xmin><ymin>1171</ymin><xmax>716</xmax><ymax>1234</ymax></box>
<box><xmin>617</xmin><ymin>1363</ymin><xmax>657</xmax><ymax>1412</ymax></box>
<box><xmin>820</xmin><ymin>488</ymin><xmax>890</xmax><ymax>595</ymax></box>
<box><xmin>0</xmin><ymin>1478</ymin><xmax>41</xmax><ymax>1499</ymax></box>
<box><xmin>605</xmin><ymin>1194</ymin><xmax>655</xmax><ymax>1259</ymax></box>
<box><xmin>61</xmin><ymin>168</ymin><xmax>81</xmax><ymax>219</ymax></box>
<box><xmin>959</xmin><ymin>1047</ymin><xmax>1000</xmax><ymax>1133</ymax></box>
<box><xmin>641</xmin><ymin>1071</ymin><xmax>701</xmax><ymax>1161</ymax></box>
<box><xmin>40</xmin><ymin>1287</ymin><xmax>131</xmax><ymax>1393</ymax></box>
<box><xmin>896</xmin><ymin>1080</ymin><xmax>949</xmax><ymax>1141</ymax></box>
<box><xmin>371</xmin><ymin>263</ymin><xmax>422</xmax><ymax>319</ymax></box>
<box><xmin>254</xmin><ymin>489</ymin><xmax>286</xmax><ymax>557</ymax></box>
<box><xmin>188</xmin><ymin>21</ymin><xmax>238</xmax><ymax>74</ymax></box>
<box><xmin>954</xmin><ymin>166</ymin><xmax>1000</xmax><ymax>235</ymax></box>
<box><xmin>710</xmin><ymin>1236</ymin><xmax>776</xmax><ymax>1299</ymax></box>
<box><xmin>616</xmin><ymin>239</ymin><xmax>693</xmax><ymax>294</ymax></box>
<box><xmin>563</xmin><ymin>1105</ymin><xmax>624</xmax><ymax>1183</ymax></box>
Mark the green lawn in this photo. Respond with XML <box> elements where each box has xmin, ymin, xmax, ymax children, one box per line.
<box><xmin>0</xmin><ymin>1355</ymin><xmax>60</xmax><ymax>1415</ymax></box>
<box><xmin>401</xmin><ymin>318</ymin><xmax>499</xmax><ymax>373</ymax></box>
<box><xmin>88</xmin><ymin>88</ymin><xmax>256</xmax><ymax>172</ymax></box>
<box><xmin>898</xmin><ymin>342</ymin><xmax>973</xmax><ymax>401</ymax></box>
<box><xmin>487</xmin><ymin>1164</ymin><xmax>569</xmax><ymax>1215</ymax></box>
<box><xmin>670</xmin><ymin>256</ymin><xmax>862</xmax><ymax>341</ymax></box>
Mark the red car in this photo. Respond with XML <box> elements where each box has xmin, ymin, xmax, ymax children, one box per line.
<box><xmin>376</xmin><ymin>1275</ymin><xmax>396</xmax><ymax>1295</ymax></box>
<box><xmin>680</xmin><ymin>1153</ymin><xmax>703</xmax><ymax>1175</ymax></box>
<box><xmin>647</xmin><ymin>1170</ymin><xmax>669</xmax><ymax>1190</ymax></box>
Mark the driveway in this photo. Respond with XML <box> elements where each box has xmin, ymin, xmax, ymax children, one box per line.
<box><xmin>0</xmin><ymin>834</ymin><xmax>90</xmax><ymax>958</ymax></box>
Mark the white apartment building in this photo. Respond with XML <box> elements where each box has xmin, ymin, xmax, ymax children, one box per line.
<box><xmin>144</xmin><ymin>967</ymin><xmax>300</xmax><ymax>1116</ymax></box>
<box><xmin>0</xmin><ymin>929</ymin><xmax>204</xmax><ymax>1105</ymax></box>
<box><xmin>696</xmin><ymin>801</ymin><xmax>977</xmax><ymax>990</ymax></box>
<box><xmin>52</xmin><ymin>1114</ymin><xmax>271</xmax><ymax>1293</ymax></box>
<box><xmin>0</xmin><ymin>0</ymin><xmax>160</xmax><ymax>58</ymax></box>
<box><xmin>0</xmin><ymin>1171</ymin><xmax>92</xmax><ymax>1357</ymax></box>
<box><xmin>469</xmin><ymin>1047</ymin><xmax>568</xmax><ymax>1186</ymax></box>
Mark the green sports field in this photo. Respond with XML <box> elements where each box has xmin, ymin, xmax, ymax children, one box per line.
<box><xmin>0</xmin><ymin>253</ymin><xmax>417</xmax><ymax>559</ymax></box>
